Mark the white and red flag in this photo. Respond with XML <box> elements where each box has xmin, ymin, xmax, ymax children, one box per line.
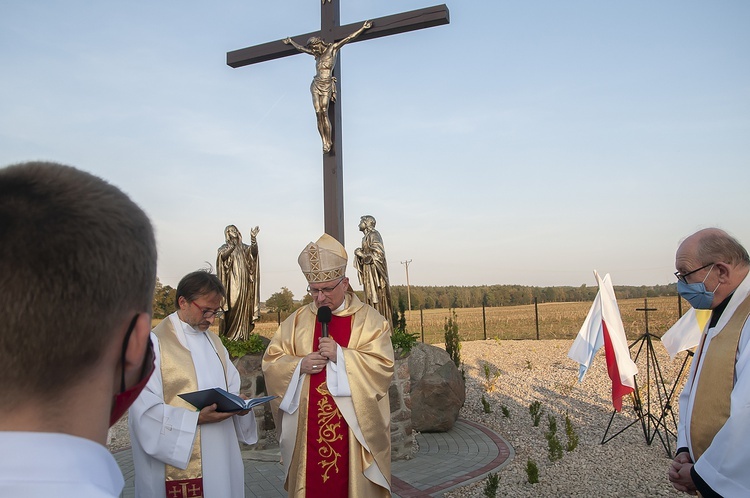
<box><xmin>568</xmin><ymin>271</ymin><xmax>638</xmax><ymax>412</ymax></box>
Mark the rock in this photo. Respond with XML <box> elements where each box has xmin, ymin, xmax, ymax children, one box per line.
<box><xmin>409</xmin><ymin>343</ymin><xmax>465</xmax><ymax>432</ymax></box>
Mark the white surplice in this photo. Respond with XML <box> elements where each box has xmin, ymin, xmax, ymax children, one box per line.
<box><xmin>677</xmin><ymin>273</ymin><xmax>750</xmax><ymax>496</ymax></box>
<box><xmin>128</xmin><ymin>313</ymin><xmax>257</xmax><ymax>498</ymax></box>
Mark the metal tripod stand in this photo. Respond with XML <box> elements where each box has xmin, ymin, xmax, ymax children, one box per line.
<box><xmin>601</xmin><ymin>299</ymin><xmax>692</xmax><ymax>458</ymax></box>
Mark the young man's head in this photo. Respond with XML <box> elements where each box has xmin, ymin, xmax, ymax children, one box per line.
<box><xmin>0</xmin><ymin>161</ymin><xmax>157</xmax><ymax>405</ymax></box>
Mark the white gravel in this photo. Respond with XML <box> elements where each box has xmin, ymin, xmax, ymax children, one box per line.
<box><xmin>108</xmin><ymin>339</ymin><xmax>689</xmax><ymax>497</ymax></box>
<box><xmin>443</xmin><ymin>339</ymin><xmax>687</xmax><ymax>498</ymax></box>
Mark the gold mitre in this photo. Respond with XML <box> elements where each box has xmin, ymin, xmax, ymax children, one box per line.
<box><xmin>298</xmin><ymin>233</ymin><xmax>348</xmax><ymax>283</ymax></box>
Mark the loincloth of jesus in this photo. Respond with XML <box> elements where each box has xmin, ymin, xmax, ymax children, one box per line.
<box><xmin>310</xmin><ymin>75</ymin><xmax>337</xmax><ymax>103</ymax></box>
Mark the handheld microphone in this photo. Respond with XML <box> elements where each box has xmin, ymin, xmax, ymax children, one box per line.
<box><xmin>317</xmin><ymin>306</ymin><xmax>332</xmax><ymax>338</ymax></box>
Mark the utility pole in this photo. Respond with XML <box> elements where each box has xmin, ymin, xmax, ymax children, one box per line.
<box><xmin>401</xmin><ymin>259</ymin><xmax>413</xmax><ymax>317</ymax></box>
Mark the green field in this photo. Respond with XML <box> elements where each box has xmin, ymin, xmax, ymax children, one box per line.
<box><xmin>250</xmin><ymin>295</ymin><xmax>685</xmax><ymax>345</ymax></box>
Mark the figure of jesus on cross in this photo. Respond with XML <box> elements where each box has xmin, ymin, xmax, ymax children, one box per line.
<box><xmin>228</xmin><ymin>2</ymin><xmax>449</xmax><ymax>242</ymax></box>
<box><xmin>284</xmin><ymin>21</ymin><xmax>371</xmax><ymax>154</ymax></box>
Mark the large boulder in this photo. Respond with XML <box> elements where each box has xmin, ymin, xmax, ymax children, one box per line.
<box><xmin>408</xmin><ymin>343</ymin><xmax>465</xmax><ymax>432</ymax></box>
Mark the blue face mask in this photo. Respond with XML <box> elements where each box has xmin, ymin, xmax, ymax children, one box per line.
<box><xmin>677</xmin><ymin>265</ymin><xmax>718</xmax><ymax>309</ymax></box>
<box><xmin>677</xmin><ymin>280</ymin><xmax>715</xmax><ymax>309</ymax></box>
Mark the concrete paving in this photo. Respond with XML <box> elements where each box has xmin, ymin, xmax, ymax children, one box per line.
<box><xmin>114</xmin><ymin>418</ymin><xmax>513</xmax><ymax>497</ymax></box>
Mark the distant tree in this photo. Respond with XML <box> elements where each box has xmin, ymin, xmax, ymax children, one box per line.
<box><xmin>152</xmin><ymin>278</ymin><xmax>176</xmax><ymax>319</ymax></box>
<box><xmin>266</xmin><ymin>287</ymin><xmax>295</xmax><ymax>312</ymax></box>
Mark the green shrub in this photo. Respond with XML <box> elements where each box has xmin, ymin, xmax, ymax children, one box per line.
<box><xmin>483</xmin><ymin>472</ymin><xmax>500</xmax><ymax>497</ymax></box>
<box><xmin>482</xmin><ymin>362</ymin><xmax>500</xmax><ymax>392</ymax></box>
<box><xmin>220</xmin><ymin>334</ymin><xmax>266</xmax><ymax>359</ymax></box>
<box><xmin>391</xmin><ymin>328</ymin><xmax>419</xmax><ymax>356</ymax></box>
<box><xmin>444</xmin><ymin>309</ymin><xmax>461</xmax><ymax>368</ymax></box>
<box><xmin>526</xmin><ymin>459</ymin><xmax>539</xmax><ymax>484</ymax></box>
<box><xmin>546</xmin><ymin>414</ymin><xmax>557</xmax><ymax>437</ymax></box>
<box><xmin>547</xmin><ymin>433</ymin><xmax>564</xmax><ymax>462</ymax></box>
<box><xmin>481</xmin><ymin>395</ymin><xmax>492</xmax><ymax>414</ymax></box>
<box><xmin>545</xmin><ymin>414</ymin><xmax>563</xmax><ymax>461</ymax></box>
<box><xmin>501</xmin><ymin>405</ymin><xmax>510</xmax><ymax>418</ymax></box>
<box><xmin>565</xmin><ymin>413</ymin><xmax>579</xmax><ymax>452</ymax></box>
<box><xmin>529</xmin><ymin>401</ymin><xmax>543</xmax><ymax>427</ymax></box>
<box><xmin>391</xmin><ymin>298</ymin><xmax>418</xmax><ymax>356</ymax></box>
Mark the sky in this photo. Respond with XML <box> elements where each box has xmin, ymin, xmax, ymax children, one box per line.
<box><xmin>1</xmin><ymin>1</ymin><xmax>749</xmax><ymax>301</ymax></box>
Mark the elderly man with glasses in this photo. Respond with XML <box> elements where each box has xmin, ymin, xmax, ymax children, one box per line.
<box><xmin>263</xmin><ymin>234</ymin><xmax>395</xmax><ymax>497</ymax></box>
<box><xmin>128</xmin><ymin>270</ymin><xmax>258</xmax><ymax>498</ymax></box>
<box><xmin>668</xmin><ymin>228</ymin><xmax>750</xmax><ymax>497</ymax></box>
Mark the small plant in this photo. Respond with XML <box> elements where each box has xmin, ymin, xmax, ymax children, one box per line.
<box><xmin>221</xmin><ymin>334</ymin><xmax>265</xmax><ymax>359</ymax></box>
<box><xmin>444</xmin><ymin>309</ymin><xmax>461</xmax><ymax>368</ymax></box>
<box><xmin>526</xmin><ymin>459</ymin><xmax>539</xmax><ymax>484</ymax></box>
<box><xmin>529</xmin><ymin>401</ymin><xmax>543</xmax><ymax>427</ymax></box>
<box><xmin>565</xmin><ymin>413</ymin><xmax>579</xmax><ymax>452</ymax></box>
<box><xmin>501</xmin><ymin>405</ymin><xmax>510</xmax><ymax>418</ymax></box>
<box><xmin>481</xmin><ymin>395</ymin><xmax>492</xmax><ymax>414</ymax></box>
<box><xmin>391</xmin><ymin>328</ymin><xmax>419</xmax><ymax>357</ymax></box>
<box><xmin>547</xmin><ymin>433</ymin><xmax>564</xmax><ymax>462</ymax></box>
<box><xmin>525</xmin><ymin>359</ymin><xmax>532</xmax><ymax>370</ymax></box>
<box><xmin>545</xmin><ymin>414</ymin><xmax>563</xmax><ymax>462</ymax></box>
<box><xmin>483</xmin><ymin>472</ymin><xmax>500</xmax><ymax>497</ymax></box>
<box><xmin>482</xmin><ymin>362</ymin><xmax>501</xmax><ymax>393</ymax></box>
<box><xmin>546</xmin><ymin>414</ymin><xmax>557</xmax><ymax>437</ymax></box>
<box><xmin>391</xmin><ymin>296</ymin><xmax>417</xmax><ymax>357</ymax></box>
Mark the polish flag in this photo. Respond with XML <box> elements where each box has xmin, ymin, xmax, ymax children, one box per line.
<box><xmin>568</xmin><ymin>271</ymin><xmax>638</xmax><ymax>412</ymax></box>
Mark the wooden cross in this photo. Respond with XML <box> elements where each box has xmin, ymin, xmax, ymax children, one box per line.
<box><xmin>636</xmin><ymin>298</ymin><xmax>658</xmax><ymax>334</ymax></box>
<box><xmin>227</xmin><ymin>2</ymin><xmax>449</xmax><ymax>243</ymax></box>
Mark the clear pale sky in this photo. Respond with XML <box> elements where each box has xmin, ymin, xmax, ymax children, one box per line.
<box><xmin>2</xmin><ymin>1</ymin><xmax>748</xmax><ymax>301</ymax></box>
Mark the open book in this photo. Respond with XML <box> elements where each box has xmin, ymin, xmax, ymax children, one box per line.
<box><xmin>178</xmin><ymin>387</ymin><xmax>276</xmax><ymax>413</ymax></box>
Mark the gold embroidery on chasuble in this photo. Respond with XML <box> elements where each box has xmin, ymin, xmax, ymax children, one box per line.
<box><xmin>315</xmin><ymin>382</ymin><xmax>344</xmax><ymax>482</ymax></box>
<box><xmin>303</xmin><ymin>312</ymin><xmax>352</xmax><ymax>496</ymax></box>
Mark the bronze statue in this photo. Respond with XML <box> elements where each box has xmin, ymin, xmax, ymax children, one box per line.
<box><xmin>354</xmin><ymin>215</ymin><xmax>393</xmax><ymax>325</ymax></box>
<box><xmin>217</xmin><ymin>225</ymin><xmax>260</xmax><ymax>340</ymax></box>
<box><xmin>284</xmin><ymin>20</ymin><xmax>371</xmax><ymax>153</ymax></box>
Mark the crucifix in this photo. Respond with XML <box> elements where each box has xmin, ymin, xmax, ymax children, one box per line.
<box><xmin>227</xmin><ymin>2</ymin><xmax>449</xmax><ymax>243</ymax></box>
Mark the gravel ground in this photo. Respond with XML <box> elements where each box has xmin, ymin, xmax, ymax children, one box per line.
<box><xmin>108</xmin><ymin>339</ymin><xmax>689</xmax><ymax>497</ymax></box>
<box><xmin>443</xmin><ymin>339</ymin><xmax>687</xmax><ymax>498</ymax></box>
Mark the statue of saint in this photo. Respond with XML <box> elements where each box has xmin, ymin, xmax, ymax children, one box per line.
<box><xmin>354</xmin><ymin>215</ymin><xmax>393</xmax><ymax>325</ymax></box>
<box><xmin>283</xmin><ymin>20</ymin><xmax>372</xmax><ymax>153</ymax></box>
<box><xmin>217</xmin><ymin>225</ymin><xmax>260</xmax><ymax>341</ymax></box>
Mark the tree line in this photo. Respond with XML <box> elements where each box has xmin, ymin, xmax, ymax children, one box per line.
<box><xmin>389</xmin><ymin>283</ymin><xmax>678</xmax><ymax>310</ymax></box>
<box><xmin>153</xmin><ymin>277</ymin><xmax>678</xmax><ymax>320</ymax></box>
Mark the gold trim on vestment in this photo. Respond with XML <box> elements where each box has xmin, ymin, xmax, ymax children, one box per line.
<box><xmin>690</xmin><ymin>294</ymin><xmax>750</xmax><ymax>461</ymax></box>
<box><xmin>262</xmin><ymin>291</ymin><xmax>394</xmax><ymax>496</ymax></box>
<box><xmin>315</xmin><ymin>382</ymin><xmax>343</xmax><ymax>482</ymax></box>
<box><xmin>154</xmin><ymin>319</ymin><xmax>228</xmax><ymax>489</ymax></box>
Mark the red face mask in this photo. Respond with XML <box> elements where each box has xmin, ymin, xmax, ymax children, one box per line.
<box><xmin>110</xmin><ymin>315</ymin><xmax>155</xmax><ymax>427</ymax></box>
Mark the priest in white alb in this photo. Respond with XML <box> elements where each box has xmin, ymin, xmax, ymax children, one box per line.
<box><xmin>668</xmin><ymin>228</ymin><xmax>750</xmax><ymax>497</ymax></box>
<box><xmin>129</xmin><ymin>270</ymin><xmax>258</xmax><ymax>498</ymax></box>
<box><xmin>263</xmin><ymin>234</ymin><xmax>395</xmax><ymax>497</ymax></box>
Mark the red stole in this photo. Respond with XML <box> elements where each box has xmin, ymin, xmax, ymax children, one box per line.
<box><xmin>305</xmin><ymin>314</ymin><xmax>352</xmax><ymax>497</ymax></box>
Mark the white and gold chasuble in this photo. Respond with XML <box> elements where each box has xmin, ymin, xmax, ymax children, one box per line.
<box><xmin>263</xmin><ymin>292</ymin><xmax>394</xmax><ymax>497</ymax></box>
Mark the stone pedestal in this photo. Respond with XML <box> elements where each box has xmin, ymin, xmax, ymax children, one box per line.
<box><xmin>235</xmin><ymin>353</ymin><xmax>276</xmax><ymax>450</ymax></box>
<box><xmin>389</xmin><ymin>353</ymin><xmax>414</xmax><ymax>460</ymax></box>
